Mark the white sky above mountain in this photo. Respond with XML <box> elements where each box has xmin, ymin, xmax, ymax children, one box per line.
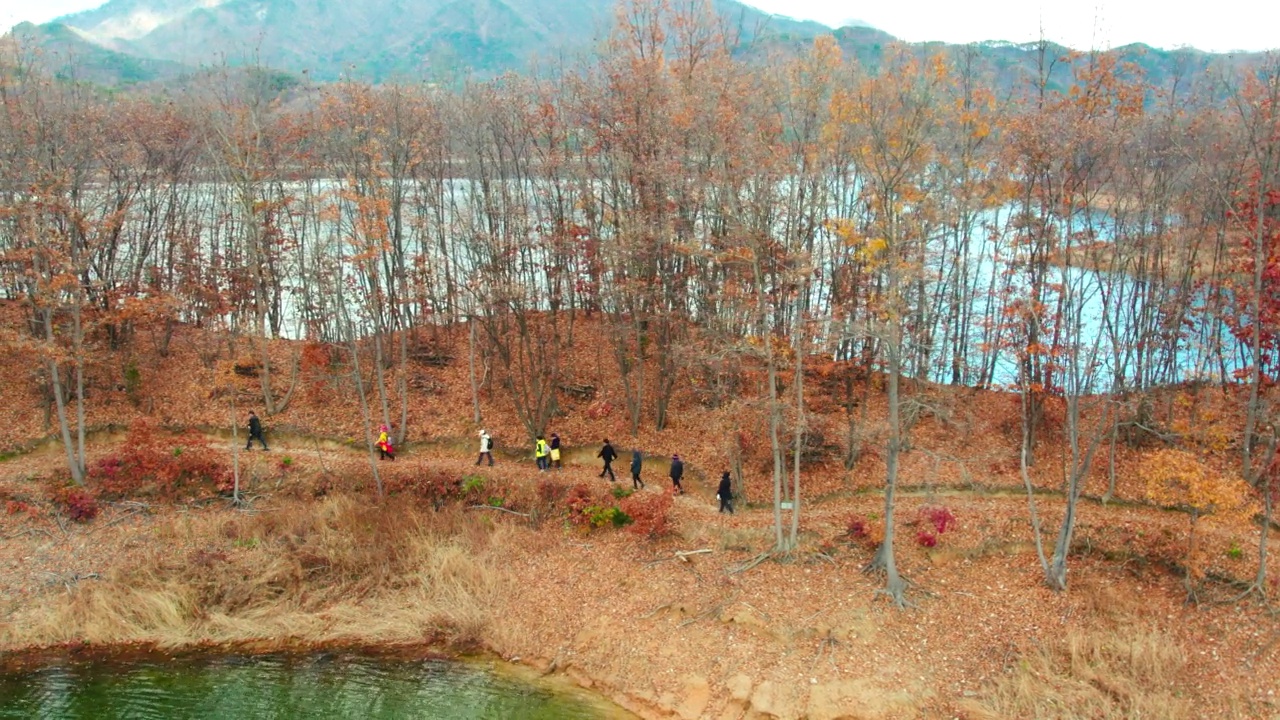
<box><xmin>2</xmin><ymin>0</ymin><xmax>1277</xmax><ymax>53</ymax></box>
<box><xmin>746</xmin><ymin>0</ymin><xmax>1277</xmax><ymax>52</ymax></box>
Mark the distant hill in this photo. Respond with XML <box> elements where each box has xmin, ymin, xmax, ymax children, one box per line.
<box><xmin>28</xmin><ymin>0</ymin><xmax>828</xmax><ymax>82</ymax></box>
<box><xmin>4</xmin><ymin>0</ymin><xmax>1266</xmax><ymax>91</ymax></box>
<box><xmin>8</xmin><ymin>20</ymin><xmax>187</xmax><ymax>86</ymax></box>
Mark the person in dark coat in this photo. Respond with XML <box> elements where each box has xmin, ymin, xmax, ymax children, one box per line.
<box><xmin>669</xmin><ymin>454</ymin><xmax>684</xmax><ymax>495</ymax></box>
<box><xmin>630</xmin><ymin>450</ymin><xmax>644</xmax><ymax>489</ymax></box>
<box><xmin>246</xmin><ymin>410</ymin><xmax>268</xmax><ymax>451</ymax></box>
<box><xmin>597</xmin><ymin>439</ymin><xmax>617</xmax><ymax>482</ymax></box>
<box><xmin>549</xmin><ymin>433</ymin><xmax>562</xmax><ymax>470</ymax></box>
<box><xmin>717</xmin><ymin>471</ymin><xmax>734</xmax><ymax>513</ymax></box>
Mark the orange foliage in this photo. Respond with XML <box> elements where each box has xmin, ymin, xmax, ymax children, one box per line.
<box><xmin>1142</xmin><ymin>449</ymin><xmax>1254</xmax><ymax>582</ymax></box>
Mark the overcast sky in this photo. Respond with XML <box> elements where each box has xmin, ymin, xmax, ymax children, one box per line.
<box><xmin>747</xmin><ymin>0</ymin><xmax>1279</xmax><ymax>52</ymax></box>
<box><xmin>2</xmin><ymin>0</ymin><xmax>1277</xmax><ymax>53</ymax></box>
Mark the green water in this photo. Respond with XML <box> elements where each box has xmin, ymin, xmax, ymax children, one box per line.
<box><xmin>0</xmin><ymin>654</ymin><xmax>621</xmax><ymax>719</ymax></box>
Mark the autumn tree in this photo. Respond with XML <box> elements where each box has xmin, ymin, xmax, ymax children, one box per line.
<box><xmin>197</xmin><ymin>65</ymin><xmax>301</xmax><ymax>417</ymax></box>
<box><xmin>1223</xmin><ymin>54</ymin><xmax>1280</xmax><ymax>596</ymax></box>
<box><xmin>1143</xmin><ymin>449</ymin><xmax>1254</xmax><ymax>601</ymax></box>
<box><xmin>828</xmin><ymin>48</ymin><xmax>945</xmax><ymax>606</ymax></box>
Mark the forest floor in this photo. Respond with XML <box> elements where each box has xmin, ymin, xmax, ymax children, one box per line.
<box><xmin>1</xmin><ymin>322</ymin><xmax>1279</xmax><ymax>718</ymax></box>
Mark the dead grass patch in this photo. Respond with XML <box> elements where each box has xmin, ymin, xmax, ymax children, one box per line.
<box><xmin>961</xmin><ymin>626</ymin><xmax>1190</xmax><ymax>719</ymax></box>
<box><xmin>1</xmin><ymin>496</ymin><xmax>503</xmax><ymax>651</ymax></box>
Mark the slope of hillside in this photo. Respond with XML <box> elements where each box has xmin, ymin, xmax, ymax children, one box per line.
<box><xmin>0</xmin><ymin>319</ymin><xmax>1277</xmax><ymax>719</ymax></box>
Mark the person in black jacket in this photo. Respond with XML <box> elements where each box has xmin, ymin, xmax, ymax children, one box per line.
<box><xmin>597</xmin><ymin>439</ymin><xmax>617</xmax><ymax>482</ymax></box>
<box><xmin>630</xmin><ymin>450</ymin><xmax>644</xmax><ymax>489</ymax></box>
<box><xmin>717</xmin><ymin>471</ymin><xmax>734</xmax><ymax>513</ymax></box>
<box><xmin>246</xmin><ymin>411</ymin><xmax>268</xmax><ymax>451</ymax></box>
<box><xmin>669</xmin><ymin>454</ymin><xmax>685</xmax><ymax>495</ymax></box>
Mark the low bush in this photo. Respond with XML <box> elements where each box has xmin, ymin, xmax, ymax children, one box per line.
<box><xmin>920</xmin><ymin>505</ymin><xmax>957</xmax><ymax>534</ymax></box>
<box><xmin>620</xmin><ymin>491</ymin><xmax>674</xmax><ymax>539</ymax></box>
<box><xmin>565</xmin><ymin>483</ymin><xmax>598</xmax><ymax>528</ymax></box>
<box><xmin>585</xmin><ymin>505</ymin><xmax>632</xmax><ymax>528</ymax></box>
<box><xmin>536</xmin><ymin>477</ymin><xmax>567</xmax><ymax>509</ymax></box>
<box><xmin>845</xmin><ymin>514</ymin><xmax>870</xmax><ymax>540</ymax></box>
<box><xmin>91</xmin><ymin>419</ymin><xmax>229</xmax><ymax>500</ymax></box>
<box><xmin>51</xmin><ymin>485</ymin><xmax>99</xmax><ymax>523</ymax></box>
<box><xmin>384</xmin><ymin>469</ymin><xmax>463</xmax><ymax>509</ymax></box>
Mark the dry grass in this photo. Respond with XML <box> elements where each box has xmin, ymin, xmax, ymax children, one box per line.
<box><xmin>0</xmin><ymin>496</ymin><xmax>503</xmax><ymax>650</ymax></box>
<box><xmin>962</xmin><ymin>626</ymin><xmax>1191</xmax><ymax>719</ymax></box>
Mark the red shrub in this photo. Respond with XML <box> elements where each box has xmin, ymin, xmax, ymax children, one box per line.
<box><xmin>537</xmin><ymin>477</ymin><xmax>567</xmax><ymax>508</ymax></box>
<box><xmin>845</xmin><ymin>514</ymin><xmax>869</xmax><ymax>539</ymax></box>
<box><xmin>916</xmin><ymin>530</ymin><xmax>938</xmax><ymax>548</ymax></box>
<box><xmin>92</xmin><ymin>419</ymin><xmax>229</xmax><ymax>500</ymax></box>
<box><xmin>564</xmin><ymin>483</ymin><xmax>599</xmax><ymax>527</ymax></box>
<box><xmin>620</xmin><ymin>491</ymin><xmax>673</xmax><ymax>539</ymax></box>
<box><xmin>384</xmin><ymin>469</ymin><xmax>463</xmax><ymax>508</ymax></box>
<box><xmin>52</xmin><ymin>487</ymin><xmax>99</xmax><ymax>523</ymax></box>
<box><xmin>920</xmin><ymin>505</ymin><xmax>957</xmax><ymax>535</ymax></box>
<box><xmin>5</xmin><ymin>500</ymin><xmax>38</xmax><ymax>518</ymax></box>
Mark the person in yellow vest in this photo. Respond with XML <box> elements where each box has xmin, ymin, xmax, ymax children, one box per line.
<box><xmin>549</xmin><ymin>433</ymin><xmax>562</xmax><ymax>470</ymax></box>
<box><xmin>535</xmin><ymin>435</ymin><xmax>550</xmax><ymax>471</ymax></box>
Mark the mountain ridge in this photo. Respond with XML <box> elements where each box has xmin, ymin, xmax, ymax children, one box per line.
<box><xmin>7</xmin><ymin>0</ymin><xmax>1270</xmax><ymax>89</ymax></box>
<box><xmin>31</xmin><ymin>0</ymin><xmax>830</xmax><ymax>82</ymax></box>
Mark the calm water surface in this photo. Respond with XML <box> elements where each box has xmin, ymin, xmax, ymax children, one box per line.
<box><xmin>0</xmin><ymin>654</ymin><xmax>625</xmax><ymax>719</ymax></box>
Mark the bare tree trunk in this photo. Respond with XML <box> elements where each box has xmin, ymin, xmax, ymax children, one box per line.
<box><xmin>1020</xmin><ymin>379</ymin><xmax>1051</xmax><ymax>577</ymax></box>
<box><xmin>348</xmin><ymin>333</ymin><xmax>384</xmax><ymax>500</ymax></box>
<box><xmin>468</xmin><ymin>318</ymin><xmax>482</xmax><ymax>424</ymax></box>
<box><xmin>789</xmin><ymin>317</ymin><xmax>804</xmax><ymax>550</ymax></box>
<box><xmin>1103</xmin><ymin>414</ymin><xmax>1118</xmax><ymax>503</ymax></box>
<box><xmin>1257</xmin><ymin>479</ymin><xmax>1273</xmax><ymax>590</ymax></box>
<box><xmin>72</xmin><ymin>301</ymin><xmax>87</xmax><ymax>475</ymax></box>
<box><xmin>867</xmin><ymin>336</ymin><xmax>907</xmax><ymax>606</ymax></box>
<box><xmin>230</xmin><ymin>392</ymin><xmax>241</xmax><ymax>505</ymax></box>
<box><xmin>396</xmin><ymin>319</ymin><xmax>409</xmax><ymax>446</ymax></box>
<box><xmin>43</xmin><ymin>308</ymin><xmax>85</xmax><ymax>485</ymax></box>
<box><xmin>767</xmin><ymin>337</ymin><xmax>786</xmax><ymax>552</ymax></box>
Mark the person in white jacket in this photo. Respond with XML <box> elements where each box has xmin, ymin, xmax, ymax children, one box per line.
<box><xmin>476</xmin><ymin>430</ymin><xmax>494</xmax><ymax>466</ymax></box>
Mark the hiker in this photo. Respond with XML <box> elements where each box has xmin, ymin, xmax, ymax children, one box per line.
<box><xmin>597</xmin><ymin>439</ymin><xmax>617</xmax><ymax>482</ymax></box>
<box><xmin>476</xmin><ymin>430</ymin><xmax>494</xmax><ymax>466</ymax></box>
<box><xmin>535</xmin><ymin>435</ymin><xmax>550</xmax><ymax>471</ymax></box>
<box><xmin>669</xmin><ymin>454</ymin><xmax>685</xmax><ymax>495</ymax></box>
<box><xmin>377</xmin><ymin>424</ymin><xmax>396</xmax><ymax>460</ymax></box>
<box><xmin>245</xmin><ymin>410</ymin><xmax>268</xmax><ymax>451</ymax></box>
<box><xmin>717</xmin><ymin>471</ymin><xmax>734</xmax><ymax>513</ymax></box>
<box><xmin>630</xmin><ymin>449</ymin><xmax>644</xmax><ymax>489</ymax></box>
<box><xmin>549</xmin><ymin>433</ymin><xmax>562</xmax><ymax>470</ymax></box>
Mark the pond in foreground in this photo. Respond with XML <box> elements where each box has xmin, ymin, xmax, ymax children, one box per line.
<box><xmin>0</xmin><ymin>653</ymin><xmax>628</xmax><ymax>719</ymax></box>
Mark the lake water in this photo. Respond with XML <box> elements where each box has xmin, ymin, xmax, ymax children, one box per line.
<box><xmin>0</xmin><ymin>653</ymin><xmax>628</xmax><ymax>719</ymax></box>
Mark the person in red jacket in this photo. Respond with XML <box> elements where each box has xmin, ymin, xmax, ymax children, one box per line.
<box><xmin>377</xmin><ymin>425</ymin><xmax>396</xmax><ymax>460</ymax></box>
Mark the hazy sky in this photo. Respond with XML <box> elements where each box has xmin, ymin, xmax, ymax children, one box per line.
<box><xmin>3</xmin><ymin>0</ymin><xmax>1277</xmax><ymax>53</ymax></box>
<box><xmin>749</xmin><ymin>0</ymin><xmax>1279</xmax><ymax>52</ymax></box>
